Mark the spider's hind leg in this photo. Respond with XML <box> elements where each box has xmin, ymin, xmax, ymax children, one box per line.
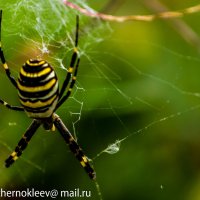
<box><xmin>0</xmin><ymin>98</ymin><xmax>24</xmax><ymax>111</ymax></box>
<box><xmin>0</xmin><ymin>10</ymin><xmax>18</xmax><ymax>88</ymax></box>
<box><xmin>56</xmin><ymin>15</ymin><xmax>80</xmax><ymax>109</ymax></box>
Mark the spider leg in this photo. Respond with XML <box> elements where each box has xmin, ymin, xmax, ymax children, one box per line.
<box><xmin>58</xmin><ymin>15</ymin><xmax>79</xmax><ymax>101</ymax></box>
<box><xmin>53</xmin><ymin>113</ymin><xmax>96</xmax><ymax>180</ymax></box>
<box><xmin>0</xmin><ymin>10</ymin><xmax>18</xmax><ymax>88</ymax></box>
<box><xmin>0</xmin><ymin>98</ymin><xmax>24</xmax><ymax>111</ymax></box>
<box><xmin>5</xmin><ymin>119</ymin><xmax>41</xmax><ymax>167</ymax></box>
<box><xmin>56</xmin><ymin>58</ymin><xmax>80</xmax><ymax>110</ymax></box>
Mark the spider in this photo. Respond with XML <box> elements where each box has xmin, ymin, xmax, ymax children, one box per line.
<box><xmin>0</xmin><ymin>10</ymin><xmax>96</xmax><ymax>180</ymax></box>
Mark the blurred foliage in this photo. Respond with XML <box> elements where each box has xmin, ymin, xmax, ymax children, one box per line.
<box><xmin>1</xmin><ymin>0</ymin><xmax>200</xmax><ymax>200</ymax></box>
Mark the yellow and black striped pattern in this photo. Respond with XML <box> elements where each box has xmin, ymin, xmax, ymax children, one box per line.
<box><xmin>1</xmin><ymin>12</ymin><xmax>96</xmax><ymax>180</ymax></box>
<box><xmin>17</xmin><ymin>59</ymin><xmax>59</xmax><ymax>118</ymax></box>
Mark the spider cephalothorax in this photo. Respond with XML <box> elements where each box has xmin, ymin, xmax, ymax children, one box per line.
<box><xmin>0</xmin><ymin>10</ymin><xmax>96</xmax><ymax>180</ymax></box>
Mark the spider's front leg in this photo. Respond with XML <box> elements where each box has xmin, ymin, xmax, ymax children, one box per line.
<box><xmin>53</xmin><ymin>113</ymin><xmax>96</xmax><ymax>180</ymax></box>
<box><xmin>5</xmin><ymin>119</ymin><xmax>41</xmax><ymax>167</ymax></box>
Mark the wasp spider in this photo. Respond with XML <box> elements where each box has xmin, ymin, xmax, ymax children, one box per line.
<box><xmin>0</xmin><ymin>10</ymin><xmax>96</xmax><ymax>180</ymax></box>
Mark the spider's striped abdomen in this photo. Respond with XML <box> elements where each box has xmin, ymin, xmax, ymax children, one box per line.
<box><xmin>17</xmin><ymin>59</ymin><xmax>59</xmax><ymax>118</ymax></box>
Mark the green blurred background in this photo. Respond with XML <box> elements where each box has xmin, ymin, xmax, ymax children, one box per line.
<box><xmin>1</xmin><ymin>0</ymin><xmax>200</xmax><ymax>199</ymax></box>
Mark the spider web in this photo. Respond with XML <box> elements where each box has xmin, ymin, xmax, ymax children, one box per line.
<box><xmin>1</xmin><ymin>0</ymin><xmax>200</xmax><ymax>200</ymax></box>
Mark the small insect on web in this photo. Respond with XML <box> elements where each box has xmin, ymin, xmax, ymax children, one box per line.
<box><xmin>0</xmin><ymin>10</ymin><xmax>96</xmax><ymax>180</ymax></box>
